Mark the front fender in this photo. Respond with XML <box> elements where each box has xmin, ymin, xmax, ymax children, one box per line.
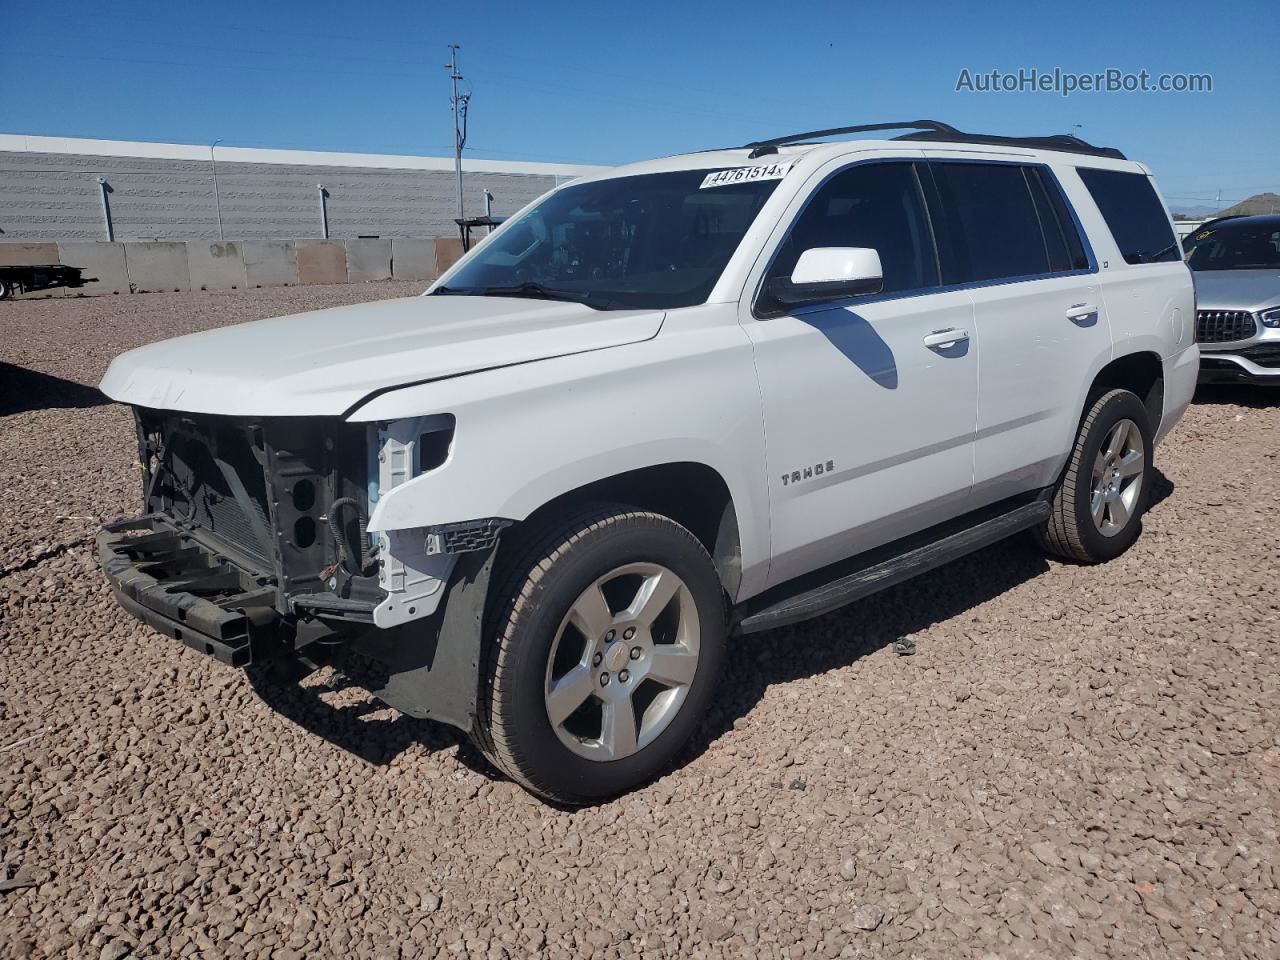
<box><xmin>352</xmin><ymin>311</ymin><xmax>771</xmax><ymax>597</ymax></box>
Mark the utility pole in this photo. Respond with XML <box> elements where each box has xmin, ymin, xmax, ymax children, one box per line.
<box><xmin>445</xmin><ymin>44</ymin><xmax>471</xmax><ymax>223</ymax></box>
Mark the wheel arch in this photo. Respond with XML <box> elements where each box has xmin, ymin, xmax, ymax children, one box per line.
<box><xmin>1087</xmin><ymin>350</ymin><xmax>1164</xmax><ymax>434</ymax></box>
<box><xmin>517</xmin><ymin>461</ymin><xmax>744</xmax><ymax>601</ymax></box>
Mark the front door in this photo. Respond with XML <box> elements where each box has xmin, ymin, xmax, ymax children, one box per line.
<box><xmin>741</xmin><ymin>160</ymin><xmax>979</xmax><ymax>589</ymax></box>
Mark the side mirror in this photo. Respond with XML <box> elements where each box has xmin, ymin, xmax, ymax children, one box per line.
<box><xmin>766</xmin><ymin>247</ymin><xmax>884</xmax><ymax>308</ymax></box>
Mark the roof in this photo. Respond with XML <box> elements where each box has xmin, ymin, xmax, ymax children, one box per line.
<box><xmin>579</xmin><ymin>136</ymin><xmax>1142</xmax><ymax>186</ymax></box>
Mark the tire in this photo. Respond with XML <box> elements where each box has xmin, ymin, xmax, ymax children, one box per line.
<box><xmin>473</xmin><ymin>503</ymin><xmax>726</xmax><ymax>804</ymax></box>
<box><xmin>0</xmin><ymin>278</ymin><xmax>11</xmax><ymax>301</ymax></box>
<box><xmin>1035</xmin><ymin>388</ymin><xmax>1154</xmax><ymax>563</ymax></box>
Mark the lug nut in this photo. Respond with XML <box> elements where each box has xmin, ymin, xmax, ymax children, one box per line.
<box><xmin>605</xmin><ymin>629</ymin><xmax>616</xmax><ymax>642</ymax></box>
<box><xmin>599</xmin><ymin>673</ymin><xmax>610</xmax><ymax>687</ymax></box>
<box><xmin>630</xmin><ymin>646</ymin><xmax>642</xmax><ymax>660</ymax></box>
<box><xmin>618</xmin><ymin>669</ymin><xmax>630</xmax><ymax>682</ymax></box>
<box><xmin>592</xmin><ymin>652</ymin><xmax>603</xmax><ymax>667</ymax></box>
<box><xmin>624</xmin><ymin>627</ymin><xmax>636</xmax><ymax>640</ymax></box>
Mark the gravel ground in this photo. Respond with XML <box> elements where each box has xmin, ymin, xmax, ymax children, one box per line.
<box><xmin>1</xmin><ymin>284</ymin><xmax>1278</xmax><ymax>960</ymax></box>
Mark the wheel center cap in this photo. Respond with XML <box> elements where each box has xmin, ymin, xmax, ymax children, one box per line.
<box><xmin>603</xmin><ymin>641</ymin><xmax>630</xmax><ymax>672</ymax></box>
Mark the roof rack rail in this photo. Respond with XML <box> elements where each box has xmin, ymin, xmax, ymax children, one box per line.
<box><xmin>895</xmin><ymin>129</ymin><xmax>1126</xmax><ymax>160</ymax></box>
<box><xmin>742</xmin><ymin>121</ymin><xmax>959</xmax><ymax>158</ymax></box>
<box><xmin>740</xmin><ymin>120</ymin><xmax>1125</xmax><ymax>161</ymax></box>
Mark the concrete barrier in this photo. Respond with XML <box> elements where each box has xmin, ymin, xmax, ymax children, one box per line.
<box><xmin>1</xmin><ymin>236</ymin><xmax>459</xmax><ymax>298</ymax></box>
<box><xmin>391</xmin><ymin>239</ymin><xmax>438</xmax><ymax>282</ymax></box>
<box><xmin>242</xmin><ymin>241</ymin><xmax>298</xmax><ymax>288</ymax></box>
<box><xmin>0</xmin><ymin>242</ymin><xmax>60</xmax><ymax>266</ymax></box>
<box><xmin>56</xmin><ymin>242</ymin><xmax>130</xmax><ymax>296</ymax></box>
<box><xmin>346</xmin><ymin>239</ymin><xmax>392</xmax><ymax>283</ymax></box>
<box><xmin>187</xmin><ymin>242</ymin><xmax>247</xmax><ymax>290</ymax></box>
<box><xmin>435</xmin><ymin>237</ymin><xmax>466</xmax><ymax>274</ymax></box>
<box><xmin>296</xmin><ymin>240</ymin><xmax>348</xmax><ymax>285</ymax></box>
<box><xmin>125</xmin><ymin>242</ymin><xmax>191</xmax><ymax>292</ymax></box>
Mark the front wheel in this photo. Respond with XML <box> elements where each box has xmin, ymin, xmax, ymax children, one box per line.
<box><xmin>1035</xmin><ymin>388</ymin><xmax>1154</xmax><ymax>563</ymax></box>
<box><xmin>473</xmin><ymin>505</ymin><xmax>726</xmax><ymax>804</ymax></box>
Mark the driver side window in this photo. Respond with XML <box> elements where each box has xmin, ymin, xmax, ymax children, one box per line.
<box><xmin>761</xmin><ymin>162</ymin><xmax>940</xmax><ymax>313</ymax></box>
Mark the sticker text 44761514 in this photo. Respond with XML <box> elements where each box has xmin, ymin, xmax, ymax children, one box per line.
<box><xmin>700</xmin><ymin>162</ymin><xmax>794</xmax><ymax>190</ymax></box>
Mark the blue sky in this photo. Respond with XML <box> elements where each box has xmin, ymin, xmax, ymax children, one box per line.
<box><xmin>2</xmin><ymin>0</ymin><xmax>1275</xmax><ymax>209</ymax></box>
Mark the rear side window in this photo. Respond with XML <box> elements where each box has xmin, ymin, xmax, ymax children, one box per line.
<box><xmin>1076</xmin><ymin>168</ymin><xmax>1180</xmax><ymax>265</ymax></box>
<box><xmin>927</xmin><ymin>163</ymin><xmax>1051</xmax><ymax>282</ymax></box>
<box><xmin>1026</xmin><ymin>169</ymin><xmax>1091</xmax><ymax>272</ymax></box>
<box><xmin>760</xmin><ymin>161</ymin><xmax>940</xmax><ymax>309</ymax></box>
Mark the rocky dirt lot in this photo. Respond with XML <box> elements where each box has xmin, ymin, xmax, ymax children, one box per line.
<box><xmin>1</xmin><ymin>284</ymin><xmax>1278</xmax><ymax>960</ymax></box>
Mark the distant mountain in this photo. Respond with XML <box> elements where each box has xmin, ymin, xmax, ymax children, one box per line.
<box><xmin>1218</xmin><ymin>193</ymin><xmax>1280</xmax><ymax>217</ymax></box>
<box><xmin>1170</xmin><ymin>204</ymin><xmax>1221</xmax><ymax>219</ymax></box>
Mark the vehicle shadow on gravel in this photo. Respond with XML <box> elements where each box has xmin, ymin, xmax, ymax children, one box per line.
<box><xmin>244</xmin><ymin>661</ymin><xmax>467</xmax><ymax>766</ymax></box>
<box><xmin>677</xmin><ymin>469</ymin><xmax>1177</xmax><ymax>778</ymax></box>
<box><xmin>680</xmin><ymin>536</ymin><xmax>1053</xmax><ymax>767</ymax></box>
<box><xmin>0</xmin><ymin>362</ymin><xmax>111</xmax><ymax>415</ymax></box>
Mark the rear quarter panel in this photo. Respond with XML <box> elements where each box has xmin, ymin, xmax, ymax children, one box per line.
<box><xmin>1056</xmin><ymin>163</ymin><xmax>1197</xmax><ymax>442</ymax></box>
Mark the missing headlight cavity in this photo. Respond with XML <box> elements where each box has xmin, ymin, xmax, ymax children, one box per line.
<box><xmin>293</xmin><ymin>516</ymin><xmax>316</xmax><ymax>548</ymax></box>
<box><xmin>418</xmin><ymin>424</ymin><xmax>454</xmax><ymax>472</ymax></box>
<box><xmin>292</xmin><ymin>479</ymin><xmax>316</xmax><ymax>512</ymax></box>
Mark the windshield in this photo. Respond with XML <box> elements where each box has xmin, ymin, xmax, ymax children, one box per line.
<box><xmin>1187</xmin><ymin>221</ymin><xmax>1280</xmax><ymax>271</ymax></box>
<box><xmin>436</xmin><ymin>169</ymin><xmax>782</xmax><ymax>310</ymax></box>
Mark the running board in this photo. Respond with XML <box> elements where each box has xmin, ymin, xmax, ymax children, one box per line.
<box><xmin>737</xmin><ymin>499</ymin><xmax>1051</xmax><ymax>635</ymax></box>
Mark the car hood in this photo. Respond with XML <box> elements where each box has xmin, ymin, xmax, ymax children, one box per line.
<box><xmin>99</xmin><ymin>295</ymin><xmax>665</xmax><ymax>417</ymax></box>
<box><xmin>1191</xmin><ymin>270</ymin><xmax>1280</xmax><ymax>313</ymax></box>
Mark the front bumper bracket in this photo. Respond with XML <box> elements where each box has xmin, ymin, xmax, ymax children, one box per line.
<box><xmin>98</xmin><ymin>515</ymin><xmax>280</xmax><ymax>667</ymax></box>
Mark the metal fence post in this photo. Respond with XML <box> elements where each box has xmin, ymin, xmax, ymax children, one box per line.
<box><xmin>317</xmin><ymin>184</ymin><xmax>329</xmax><ymax>239</ymax></box>
<box><xmin>210</xmin><ymin>139</ymin><xmax>225</xmax><ymax>241</ymax></box>
<box><xmin>96</xmin><ymin>177</ymin><xmax>114</xmax><ymax>241</ymax></box>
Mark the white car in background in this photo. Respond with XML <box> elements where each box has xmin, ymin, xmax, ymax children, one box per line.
<box><xmin>97</xmin><ymin>121</ymin><xmax>1198</xmax><ymax>803</ymax></box>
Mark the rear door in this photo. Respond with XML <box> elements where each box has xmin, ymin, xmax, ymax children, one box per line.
<box><xmin>740</xmin><ymin>157</ymin><xmax>979</xmax><ymax>588</ymax></box>
<box><xmin>923</xmin><ymin>156</ymin><xmax>1112</xmax><ymax>505</ymax></box>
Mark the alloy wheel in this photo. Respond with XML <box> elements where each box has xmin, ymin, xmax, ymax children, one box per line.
<box><xmin>544</xmin><ymin>562</ymin><xmax>701</xmax><ymax>761</ymax></box>
<box><xmin>1090</xmin><ymin>418</ymin><xmax>1145</xmax><ymax>537</ymax></box>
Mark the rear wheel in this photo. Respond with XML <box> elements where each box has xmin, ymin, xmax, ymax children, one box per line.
<box><xmin>1035</xmin><ymin>388</ymin><xmax>1153</xmax><ymax>563</ymax></box>
<box><xmin>474</xmin><ymin>505</ymin><xmax>726</xmax><ymax>804</ymax></box>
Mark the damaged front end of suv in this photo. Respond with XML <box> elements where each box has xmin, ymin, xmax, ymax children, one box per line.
<box><xmin>98</xmin><ymin>407</ymin><xmax>500</xmax><ymax>729</ymax></box>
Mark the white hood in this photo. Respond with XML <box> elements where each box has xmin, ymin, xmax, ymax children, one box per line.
<box><xmin>99</xmin><ymin>295</ymin><xmax>665</xmax><ymax>417</ymax></box>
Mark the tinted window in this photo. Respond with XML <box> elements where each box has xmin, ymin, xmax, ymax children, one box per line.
<box><xmin>928</xmin><ymin>163</ymin><xmax>1051</xmax><ymax>282</ymax></box>
<box><xmin>440</xmin><ymin>169</ymin><xmax>780</xmax><ymax>310</ymax></box>
<box><xmin>1187</xmin><ymin>220</ymin><xmax>1280</xmax><ymax>271</ymax></box>
<box><xmin>1027</xmin><ymin>168</ymin><xmax>1091</xmax><ymax>272</ymax></box>
<box><xmin>761</xmin><ymin>162</ymin><xmax>938</xmax><ymax>311</ymax></box>
<box><xmin>1076</xmin><ymin>168</ymin><xmax>1180</xmax><ymax>265</ymax></box>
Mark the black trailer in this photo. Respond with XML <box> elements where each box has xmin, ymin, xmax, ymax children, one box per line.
<box><xmin>0</xmin><ymin>264</ymin><xmax>90</xmax><ymax>300</ymax></box>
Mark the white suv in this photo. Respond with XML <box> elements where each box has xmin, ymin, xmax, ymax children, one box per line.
<box><xmin>98</xmin><ymin>121</ymin><xmax>1199</xmax><ymax>803</ymax></box>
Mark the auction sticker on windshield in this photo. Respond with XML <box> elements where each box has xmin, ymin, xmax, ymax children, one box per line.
<box><xmin>700</xmin><ymin>162</ymin><xmax>794</xmax><ymax>189</ymax></box>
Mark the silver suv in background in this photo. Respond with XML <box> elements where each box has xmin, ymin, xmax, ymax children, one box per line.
<box><xmin>1185</xmin><ymin>215</ymin><xmax>1280</xmax><ymax>384</ymax></box>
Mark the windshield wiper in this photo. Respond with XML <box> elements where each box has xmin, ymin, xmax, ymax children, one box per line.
<box><xmin>476</xmin><ymin>282</ymin><xmax>608</xmax><ymax>307</ymax></box>
<box><xmin>431</xmin><ymin>281</ymin><xmax>612</xmax><ymax>309</ymax></box>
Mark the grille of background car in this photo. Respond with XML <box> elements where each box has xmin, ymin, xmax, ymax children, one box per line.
<box><xmin>1196</xmin><ymin>310</ymin><xmax>1257</xmax><ymax>344</ymax></box>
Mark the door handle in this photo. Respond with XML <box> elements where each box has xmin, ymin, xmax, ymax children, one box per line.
<box><xmin>922</xmin><ymin>328</ymin><xmax>970</xmax><ymax>349</ymax></box>
<box><xmin>1066</xmin><ymin>302</ymin><xmax>1098</xmax><ymax>324</ymax></box>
